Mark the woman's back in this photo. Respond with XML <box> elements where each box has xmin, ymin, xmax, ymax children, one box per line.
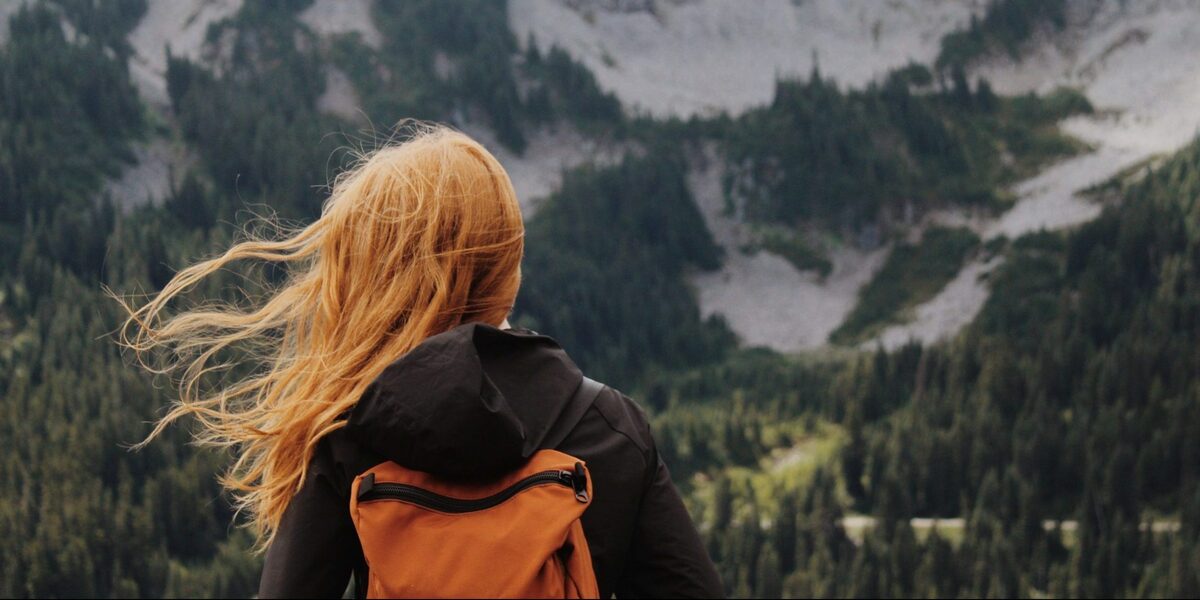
<box><xmin>117</xmin><ymin>125</ymin><xmax>721</xmax><ymax>598</ymax></box>
<box><xmin>257</xmin><ymin>322</ymin><xmax>721</xmax><ymax>598</ymax></box>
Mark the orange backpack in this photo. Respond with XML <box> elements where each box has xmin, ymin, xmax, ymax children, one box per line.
<box><xmin>348</xmin><ymin>378</ymin><xmax>605</xmax><ymax>599</ymax></box>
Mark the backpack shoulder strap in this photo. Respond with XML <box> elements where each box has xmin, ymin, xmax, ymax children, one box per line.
<box><xmin>540</xmin><ymin>376</ymin><xmax>605</xmax><ymax>450</ymax></box>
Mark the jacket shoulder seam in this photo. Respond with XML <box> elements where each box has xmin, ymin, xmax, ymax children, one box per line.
<box><xmin>591</xmin><ymin>388</ymin><xmax>653</xmax><ymax>458</ymax></box>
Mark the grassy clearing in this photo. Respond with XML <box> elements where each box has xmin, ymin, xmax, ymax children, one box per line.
<box><xmin>686</xmin><ymin>420</ymin><xmax>847</xmax><ymax>526</ymax></box>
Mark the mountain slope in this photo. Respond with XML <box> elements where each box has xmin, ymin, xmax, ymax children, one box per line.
<box><xmin>509</xmin><ymin>0</ymin><xmax>984</xmax><ymax>118</ymax></box>
<box><xmin>876</xmin><ymin>0</ymin><xmax>1200</xmax><ymax>349</ymax></box>
<box><xmin>511</xmin><ymin>0</ymin><xmax>1200</xmax><ymax>352</ymax></box>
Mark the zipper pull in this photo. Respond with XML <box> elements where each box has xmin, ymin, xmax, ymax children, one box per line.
<box><xmin>572</xmin><ymin>462</ymin><xmax>589</xmax><ymax>503</ymax></box>
<box><xmin>357</xmin><ymin>472</ymin><xmax>375</xmax><ymax>501</ymax></box>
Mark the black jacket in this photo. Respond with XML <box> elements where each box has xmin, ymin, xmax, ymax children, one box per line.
<box><xmin>258</xmin><ymin>323</ymin><xmax>723</xmax><ymax>598</ymax></box>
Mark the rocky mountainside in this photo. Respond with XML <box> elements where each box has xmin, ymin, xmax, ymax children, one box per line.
<box><xmin>9</xmin><ymin>0</ymin><xmax>1199</xmax><ymax>352</ymax></box>
<box><xmin>508</xmin><ymin>0</ymin><xmax>1200</xmax><ymax>351</ymax></box>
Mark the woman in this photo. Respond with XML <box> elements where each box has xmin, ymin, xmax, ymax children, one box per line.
<box><xmin>117</xmin><ymin>126</ymin><xmax>722</xmax><ymax>598</ymax></box>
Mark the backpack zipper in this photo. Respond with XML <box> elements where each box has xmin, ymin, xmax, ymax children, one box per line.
<box><xmin>357</xmin><ymin>462</ymin><xmax>589</xmax><ymax>512</ymax></box>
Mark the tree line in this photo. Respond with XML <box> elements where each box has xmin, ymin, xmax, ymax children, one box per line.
<box><xmin>2</xmin><ymin>0</ymin><xmax>1198</xmax><ymax>597</ymax></box>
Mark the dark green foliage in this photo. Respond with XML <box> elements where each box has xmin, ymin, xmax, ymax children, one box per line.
<box><xmin>937</xmin><ymin>0</ymin><xmax>1068</xmax><ymax>72</ymax></box>
<box><xmin>6</xmin><ymin>0</ymin><xmax>1200</xmax><ymax>597</ymax></box>
<box><xmin>660</xmin><ymin>136</ymin><xmax>1200</xmax><ymax>598</ymax></box>
<box><xmin>725</xmin><ymin>73</ymin><xmax>901</xmax><ymax>230</ymax></box>
<box><xmin>520</xmin><ymin>43</ymin><xmax>623</xmax><ymax>129</ymax></box>
<box><xmin>886</xmin><ymin>62</ymin><xmax>934</xmax><ymax>89</ymax></box>
<box><xmin>375</xmin><ymin>0</ymin><xmax>527</xmax><ymax>150</ymax></box>
<box><xmin>164</xmin><ymin>170</ymin><xmax>218</xmax><ymax>231</ymax></box>
<box><xmin>327</xmin><ymin>1</ymin><xmax>624</xmax><ymax>154</ymax></box>
<box><xmin>975</xmin><ymin>77</ymin><xmax>999</xmax><ymax>111</ymax></box>
<box><xmin>51</xmin><ymin>0</ymin><xmax>147</xmax><ymax>57</ymax></box>
<box><xmin>0</xmin><ymin>3</ymin><xmax>265</xmax><ymax>597</ymax></box>
<box><xmin>976</xmin><ymin>231</ymin><xmax>1065</xmax><ymax>346</ymax></box>
<box><xmin>168</xmin><ymin>8</ymin><xmax>350</xmax><ymax>222</ymax></box>
<box><xmin>721</xmin><ymin>68</ymin><xmax>1088</xmax><ymax>236</ymax></box>
<box><xmin>832</xmin><ymin>227</ymin><xmax>980</xmax><ymax>344</ymax></box>
<box><xmin>0</xmin><ymin>3</ymin><xmax>143</xmax><ymax>225</ymax></box>
<box><xmin>1011</xmin><ymin>85</ymin><xmax>1095</xmax><ymax>122</ymax></box>
<box><xmin>515</xmin><ymin>152</ymin><xmax>734</xmax><ymax>388</ymax></box>
<box><xmin>752</xmin><ymin>230</ymin><xmax>833</xmax><ymax>277</ymax></box>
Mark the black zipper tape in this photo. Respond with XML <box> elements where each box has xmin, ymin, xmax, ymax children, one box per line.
<box><xmin>357</xmin><ymin>468</ymin><xmax>588</xmax><ymax>513</ymax></box>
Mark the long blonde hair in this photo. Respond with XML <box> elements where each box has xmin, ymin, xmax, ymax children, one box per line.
<box><xmin>113</xmin><ymin>125</ymin><xmax>525</xmax><ymax>548</ymax></box>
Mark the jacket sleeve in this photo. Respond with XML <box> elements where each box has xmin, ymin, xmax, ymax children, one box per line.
<box><xmin>258</xmin><ymin>448</ymin><xmax>361</xmax><ymax>599</ymax></box>
<box><xmin>617</xmin><ymin>429</ymin><xmax>725</xmax><ymax>598</ymax></box>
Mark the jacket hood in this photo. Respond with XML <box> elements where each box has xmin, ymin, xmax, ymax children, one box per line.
<box><xmin>344</xmin><ymin>322</ymin><xmax>584</xmax><ymax>479</ymax></box>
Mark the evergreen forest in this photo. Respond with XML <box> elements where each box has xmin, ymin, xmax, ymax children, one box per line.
<box><xmin>1</xmin><ymin>0</ymin><xmax>1197</xmax><ymax>597</ymax></box>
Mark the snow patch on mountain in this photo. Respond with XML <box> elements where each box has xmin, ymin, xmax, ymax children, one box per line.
<box><xmin>108</xmin><ymin>0</ymin><xmax>1200</xmax><ymax>352</ymax></box>
<box><xmin>128</xmin><ymin>0</ymin><xmax>243</xmax><ymax>108</ymax></box>
<box><xmin>316</xmin><ymin>66</ymin><xmax>364</xmax><ymax>122</ymax></box>
<box><xmin>872</xmin><ymin>255</ymin><xmax>1001</xmax><ymax>351</ymax></box>
<box><xmin>458</xmin><ymin>123</ymin><xmax>628</xmax><ymax>215</ymax></box>
<box><xmin>103</xmin><ymin>138</ymin><xmax>197</xmax><ymax>212</ymax></box>
<box><xmin>873</xmin><ymin>0</ymin><xmax>1200</xmax><ymax>350</ymax></box>
<box><xmin>508</xmin><ymin>0</ymin><xmax>984</xmax><ymax>118</ymax></box>
<box><xmin>508</xmin><ymin>0</ymin><xmax>989</xmax><ymax>351</ymax></box>
<box><xmin>129</xmin><ymin>0</ymin><xmax>379</xmax><ymax>113</ymax></box>
<box><xmin>978</xmin><ymin>0</ymin><xmax>1200</xmax><ymax>237</ymax></box>
<box><xmin>298</xmin><ymin>0</ymin><xmax>381</xmax><ymax>49</ymax></box>
<box><xmin>687</xmin><ymin>145</ymin><xmax>888</xmax><ymax>351</ymax></box>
